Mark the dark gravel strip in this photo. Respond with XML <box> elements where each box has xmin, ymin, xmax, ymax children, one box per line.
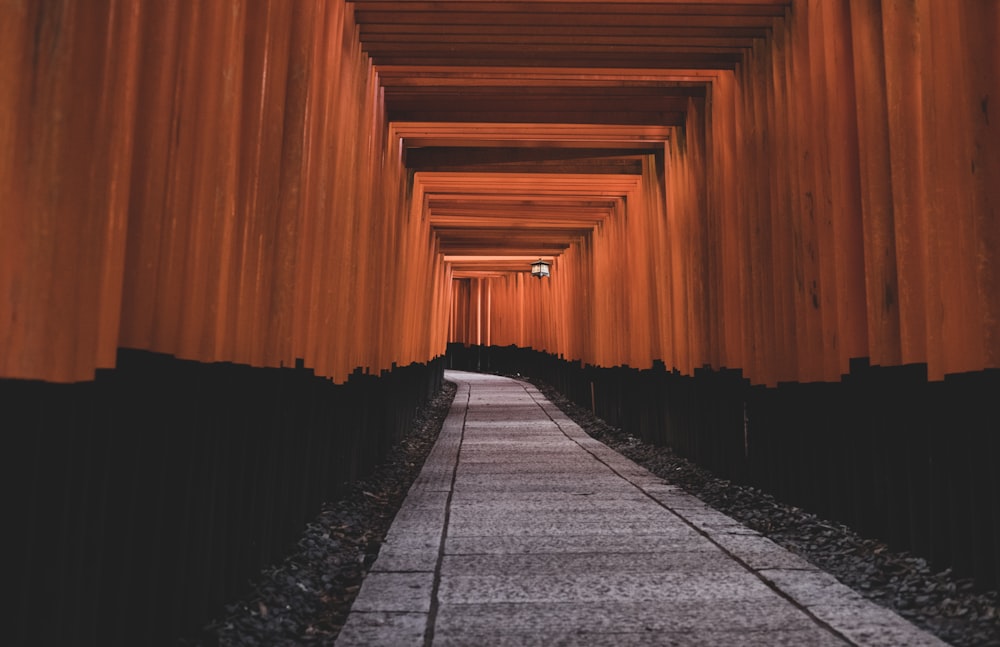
<box><xmin>526</xmin><ymin>377</ymin><xmax>1000</xmax><ymax>647</ymax></box>
<box><xmin>181</xmin><ymin>381</ymin><xmax>456</xmax><ymax>647</ymax></box>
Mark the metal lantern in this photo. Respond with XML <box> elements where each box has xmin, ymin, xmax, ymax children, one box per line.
<box><xmin>530</xmin><ymin>258</ymin><xmax>551</xmax><ymax>279</ymax></box>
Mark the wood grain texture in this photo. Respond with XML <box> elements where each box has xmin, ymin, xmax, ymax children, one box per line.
<box><xmin>1</xmin><ymin>0</ymin><xmax>996</xmax><ymax>385</ymax></box>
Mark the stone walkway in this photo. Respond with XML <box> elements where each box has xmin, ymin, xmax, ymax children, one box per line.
<box><xmin>336</xmin><ymin>371</ymin><xmax>945</xmax><ymax>646</ymax></box>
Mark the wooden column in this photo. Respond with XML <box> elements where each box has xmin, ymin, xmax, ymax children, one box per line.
<box><xmin>1</xmin><ymin>0</ymin><xmax>142</xmax><ymax>382</ymax></box>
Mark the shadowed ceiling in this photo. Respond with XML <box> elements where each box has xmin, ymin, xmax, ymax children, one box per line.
<box><xmin>351</xmin><ymin>0</ymin><xmax>791</xmax><ymax>275</ymax></box>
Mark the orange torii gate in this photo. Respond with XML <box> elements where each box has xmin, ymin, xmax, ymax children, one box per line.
<box><xmin>2</xmin><ymin>2</ymin><xmax>999</xmax><ymax>641</ymax></box>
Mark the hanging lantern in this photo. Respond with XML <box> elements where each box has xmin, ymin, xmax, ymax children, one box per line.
<box><xmin>530</xmin><ymin>258</ymin><xmax>551</xmax><ymax>279</ymax></box>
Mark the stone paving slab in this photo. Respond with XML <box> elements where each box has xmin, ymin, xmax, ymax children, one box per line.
<box><xmin>432</xmin><ymin>600</ymin><xmax>854</xmax><ymax>646</ymax></box>
<box><xmin>336</xmin><ymin>611</ymin><xmax>428</xmax><ymax>646</ymax></box>
<box><xmin>804</xmin><ymin>599</ymin><xmax>950</xmax><ymax>647</ymax></box>
<box><xmin>436</xmin><ymin>597</ymin><xmax>836</xmax><ymax>634</ymax></box>
<box><xmin>377</xmin><ymin>533</ymin><xmax>442</xmax><ymax>553</ymax></box>
<box><xmin>455</xmin><ymin>462</ymin><xmax>604</xmax><ymax>473</ymax></box>
<box><xmin>446</xmin><ymin>520</ymin><xmax>705</xmax><ymax>538</ymax></box>
<box><xmin>439</xmin><ymin>551</ymin><xmax>743</xmax><ymax>577</ymax></box>
<box><xmin>444</xmin><ymin>509</ymin><xmax>688</xmax><ymax>525</ymax></box>
<box><xmin>432</xmin><ymin>598</ymin><xmax>830</xmax><ymax>634</ymax></box>
<box><xmin>335</xmin><ymin>371</ymin><xmax>946</xmax><ymax>647</ymax></box>
<box><xmin>758</xmin><ymin>570</ymin><xmax>948</xmax><ymax>646</ymax></box>
<box><xmin>371</xmin><ymin>545</ymin><xmax>440</xmax><ymax>573</ymax></box>
<box><xmin>436</xmin><ymin>571</ymin><xmax>781</xmax><ymax>605</ymax></box>
<box><xmin>431</xmin><ymin>627</ymin><xmax>850</xmax><ymax>647</ymax></box>
<box><xmin>350</xmin><ymin>572</ymin><xmax>435</xmax><ymax>613</ymax></box>
<box><xmin>447</xmin><ymin>483</ymin><xmax>637</xmax><ymax>495</ymax></box>
<box><xmin>709</xmin><ymin>532</ymin><xmax>820</xmax><ymax>571</ymax></box>
<box><xmin>447</xmin><ymin>497</ymin><xmax>657</xmax><ymax>512</ymax></box>
<box><xmin>384</xmin><ymin>520</ymin><xmax>449</xmax><ymax>541</ymax></box>
<box><xmin>452</xmin><ymin>474</ymin><xmax>630</xmax><ymax>486</ymax></box>
<box><xmin>444</xmin><ymin>533</ymin><xmax>710</xmax><ymax>556</ymax></box>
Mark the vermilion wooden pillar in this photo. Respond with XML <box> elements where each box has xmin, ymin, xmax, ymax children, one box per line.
<box><xmin>2</xmin><ymin>0</ymin><xmax>998</xmax><ymax>386</ymax></box>
<box><xmin>0</xmin><ymin>0</ymin><xmax>141</xmax><ymax>383</ymax></box>
<box><xmin>1</xmin><ymin>0</ymin><xmax>450</xmax><ymax>385</ymax></box>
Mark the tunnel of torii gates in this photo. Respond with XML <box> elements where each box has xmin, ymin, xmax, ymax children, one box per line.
<box><xmin>1</xmin><ymin>0</ymin><xmax>999</xmax><ymax>643</ymax></box>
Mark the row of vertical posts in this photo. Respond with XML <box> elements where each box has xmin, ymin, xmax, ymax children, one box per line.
<box><xmin>3</xmin><ymin>349</ymin><xmax>443</xmax><ymax>646</ymax></box>
<box><xmin>446</xmin><ymin>2</ymin><xmax>999</xmax><ymax>387</ymax></box>
<box><xmin>1</xmin><ymin>0</ymin><xmax>449</xmax><ymax>385</ymax></box>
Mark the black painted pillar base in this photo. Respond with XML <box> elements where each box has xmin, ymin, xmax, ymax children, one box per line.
<box><xmin>2</xmin><ymin>349</ymin><xmax>444</xmax><ymax>646</ymax></box>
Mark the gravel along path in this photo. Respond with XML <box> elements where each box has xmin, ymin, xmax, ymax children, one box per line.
<box><xmin>185</xmin><ymin>377</ymin><xmax>999</xmax><ymax>646</ymax></box>
<box><xmin>181</xmin><ymin>382</ymin><xmax>457</xmax><ymax>646</ymax></box>
<box><xmin>527</xmin><ymin>378</ymin><xmax>1000</xmax><ymax>647</ymax></box>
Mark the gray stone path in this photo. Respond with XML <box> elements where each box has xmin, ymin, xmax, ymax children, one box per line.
<box><xmin>336</xmin><ymin>371</ymin><xmax>946</xmax><ymax>646</ymax></box>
